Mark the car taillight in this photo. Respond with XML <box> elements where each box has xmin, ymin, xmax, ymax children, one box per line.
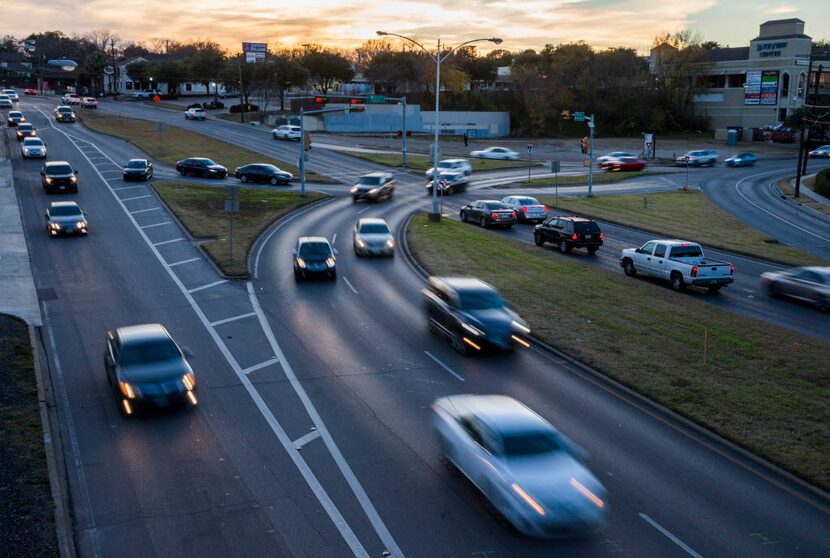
<box><xmin>490</xmin><ymin>213</ymin><xmax>499</xmax><ymax>219</ymax></box>
<box><xmin>691</xmin><ymin>266</ymin><xmax>698</xmax><ymax>277</ymax></box>
<box><xmin>542</xmin><ymin>205</ymin><xmax>548</xmax><ymax>212</ymax></box>
<box><xmin>730</xmin><ymin>265</ymin><xmax>735</xmax><ymax>275</ymax></box>
<box><xmin>571</xmin><ymin>234</ymin><xmax>578</xmax><ymax>240</ymax></box>
<box><xmin>522</xmin><ymin>207</ymin><xmax>527</xmax><ymax>213</ymax></box>
<box><xmin>599</xmin><ymin>233</ymin><xmax>604</xmax><ymax>239</ymax></box>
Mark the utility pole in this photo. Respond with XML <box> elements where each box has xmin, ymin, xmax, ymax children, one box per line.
<box><xmin>238</xmin><ymin>58</ymin><xmax>245</xmax><ymax>124</ymax></box>
<box><xmin>401</xmin><ymin>97</ymin><xmax>407</xmax><ymax>167</ymax></box>
<box><xmin>587</xmin><ymin>114</ymin><xmax>595</xmax><ymax>197</ymax></box>
<box><xmin>795</xmin><ymin>57</ymin><xmax>816</xmax><ymax>198</ymax></box>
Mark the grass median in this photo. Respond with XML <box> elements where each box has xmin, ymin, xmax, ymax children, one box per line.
<box><xmin>538</xmin><ymin>189</ymin><xmax>827</xmax><ymax>266</ymax></box>
<box><xmin>152</xmin><ymin>181</ymin><xmax>327</xmax><ymax>276</ymax></box>
<box><xmin>407</xmin><ymin>213</ymin><xmax>830</xmax><ymax>490</ymax></box>
<box><xmin>0</xmin><ymin>315</ymin><xmax>57</xmax><ymax>557</ymax></box>
<box><xmin>520</xmin><ymin>170</ymin><xmax>669</xmax><ymax>187</ymax></box>
<box><xmin>78</xmin><ymin>110</ymin><xmax>334</xmax><ymax>183</ymax></box>
<box><xmin>342</xmin><ymin>150</ymin><xmax>540</xmax><ymax>172</ymax></box>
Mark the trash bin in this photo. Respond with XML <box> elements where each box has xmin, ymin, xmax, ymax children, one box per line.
<box><xmin>726</xmin><ymin>126</ymin><xmax>743</xmax><ymax>142</ymax></box>
<box><xmin>726</xmin><ymin>129</ymin><xmax>738</xmax><ymax>146</ymax></box>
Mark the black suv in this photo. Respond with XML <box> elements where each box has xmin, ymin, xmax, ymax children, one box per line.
<box><xmin>293</xmin><ymin>237</ymin><xmax>337</xmax><ymax>281</ymax></box>
<box><xmin>41</xmin><ymin>161</ymin><xmax>79</xmax><ymax>193</ymax></box>
<box><xmin>175</xmin><ymin>158</ymin><xmax>228</xmax><ymax>178</ymax></box>
<box><xmin>534</xmin><ymin>216</ymin><xmax>603</xmax><ymax>254</ymax></box>
<box><xmin>423</xmin><ymin>276</ymin><xmax>530</xmax><ymax>355</ymax></box>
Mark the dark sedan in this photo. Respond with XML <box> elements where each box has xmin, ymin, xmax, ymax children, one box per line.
<box><xmin>175</xmin><ymin>157</ymin><xmax>228</xmax><ymax>178</ymax></box>
<box><xmin>293</xmin><ymin>236</ymin><xmax>336</xmax><ymax>281</ymax></box>
<box><xmin>16</xmin><ymin>123</ymin><xmax>36</xmax><ymax>141</ymax></box>
<box><xmin>123</xmin><ymin>159</ymin><xmax>154</xmax><ymax>181</ymax></box>
<box><xmin>460</xmin><ymin>200</ymin><xmax>517</xmax><ymax>228</ymax></box>
<box><xmin>761</xmin><ymin>267</ymin><xmax>830</xmax><ymax>312</ymax></box>
<box><xmin>45</xmin><ymin>201</ymin><xmax>88</xmax><ymax>237</ymax></box>
<box><xmin>234</xmin><ymin>163</ymin><xmax>293</xmax><ymax>185</ymax></box>
<box><xmin>41</xmin><ymin>161</ymin><xmax>78</xmax><ymax>193</ymax></box>
<box><xmin>104</xmin><ymin>323</ymin><xmax>198</xmax><ymax>416</ymax></box>
<box><xmin>724</xmin><ymin>153</ymin><xmax>757</xmax><ymax>167</ymax></box>
<box><xmin>7</xmin><ymin>111</ymin><xmax>25</xmax><ymax>127</ymax></box>
<box><xmin>351</xmin><ymin>172</ymin><xmax>395</xmax><ymax>203</ymax></box>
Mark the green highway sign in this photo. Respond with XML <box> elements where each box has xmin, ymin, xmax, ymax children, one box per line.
<box><xmin>366</xmin><ymin>95</ymin><xmax>386</xmax><ymax>103</ymax></box>
<box><xmin>574</xmin><ymin>112</ymin><xmax>585</xmax><ymax>122</ymax></box>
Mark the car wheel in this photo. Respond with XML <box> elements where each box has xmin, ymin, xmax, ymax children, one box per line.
<box><xmin>559</xmin><ymin>239</ymin><xmax>570</xmax><ymax>253</ymax></box>
<box><xmin>329</xmin><ymin>270</ymin><xmax>337</xmax><ymax>280</ymax></box>
<box><xmin>767</xmin><ymin>283</ymin><xmax>780</xmax><ymax>297</ymax></box>
<box><xmin>534</xmin><ymin>232</ymin><xmax>544</xmax><ymax>246</ymax></box>
<box><xmin>670</xmin><ymin>272</ymin><xmax>686</xmax><ymax>292</ymax></box>
<box><xmin>460</xmin><ymin>211</ymin><xmax>467</xmax><ymax>222</ymax></box>
<box><xmin>294</xmin><ymin>269</ymin><xmax>302</xmax><ymax>281</ymax></box>
<box><xmin>240</xmin><ymin>175</ymin><xmax>248</xmax><ymax>183</ymax></box>
<box><xmin>479</xmin><ymin>217</ymin><xmax>487</xmax><ymax>228</ymax></box>
<box><xmin>623</xmin><ymin>259</ymin><xmax>637</xmax><ymax>277</ymax></box>
<box><xmin>179</xmin><ymin>169</ymin><xmax>186</xmax><ymax>176</ymax></box>
<box><xmin>450</xmin><ymin>332</ymin><xmax>468</xmax><ymax>355</ymax></box>
<box><xmin>588</xmin><ymin>246</ymin><xmax>598</xmax><ymax>254</ymax></box>
<box><xmin>270</xmin><ymin>177</ymin><xmax>278</xmax><ymax>185</ymax></box>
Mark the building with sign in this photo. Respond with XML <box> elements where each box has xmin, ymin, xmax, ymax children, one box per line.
<box><xmin>650</xmin><ymin>18</ymin><xmax>829</xmax><ymax>131</ymax></box>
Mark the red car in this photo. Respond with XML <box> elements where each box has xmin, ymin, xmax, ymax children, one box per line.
<box><xmin>24</xmin><ymin>89</ymin><xmax>37</xmax><ymax>95</ymax></box>
<box><xmin>601</xmin><ymin>156</ymin><xmax>647</xmax><ymax>172</ymax></box>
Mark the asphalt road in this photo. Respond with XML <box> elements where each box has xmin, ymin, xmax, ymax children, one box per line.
<box><xmin>7</xmin><ymin>96</ymin><xmax>830</xmax><ymax>557</ymax></box>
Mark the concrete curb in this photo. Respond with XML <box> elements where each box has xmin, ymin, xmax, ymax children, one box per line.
<box><xmin>399</xmin><ymin>210</ymin><xmax>830</xmax><ymax>511</ymax></box>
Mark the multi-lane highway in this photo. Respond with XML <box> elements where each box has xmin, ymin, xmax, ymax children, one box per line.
<box><xmin>6</xmin><ymin>95</ymin><xmax>830</xmax><ymax>557</ymax></box>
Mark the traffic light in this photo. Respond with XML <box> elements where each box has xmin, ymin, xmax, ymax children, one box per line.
<box><xmin>580</xmin><ymin>137</ymin><xmax>589</xmax><ymax>154</ymax></box>
<box><xmin>350</xmin><ymin>99</ymin><xmax>360</xmax><ymax>104</ymax></box>
<box><xmin>314</xmin><ymin>97</ymin><xmax>326</xmax><ymax>104</ymax></box>
<box><xmin>561</xmin><ymin>110</ymin><xmax>571</xmax><ymax>120</ymax></box>
<box><xmin>303</xmin><ymin>131</ymin><xmax>312</xmax><ymax>151</ymax></box>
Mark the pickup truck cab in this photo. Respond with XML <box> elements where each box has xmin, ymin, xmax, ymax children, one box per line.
<box><xmin>620</xmin><ymin>240</ymin><xmax>734</xmax><ymax>293</ymax></box>
<box><xmin>133</xmin><ymin>89</ymin><xmax>161</xmax><ymax>100</ymax></box>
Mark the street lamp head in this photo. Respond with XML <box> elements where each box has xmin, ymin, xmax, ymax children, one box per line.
<box><xmin>47</xmin><ymin>59</ymin><xmax>78</xmax><ymax>72</ymax></box>
<box><xmin>376</xmin><ymin>31</ymin><xmax>389</xmax><ymax>37</ymax></box>
<box><xmin>490</xmin><ymin>38</ymin><xmax>503</xmax><ymax>45</ymax></box>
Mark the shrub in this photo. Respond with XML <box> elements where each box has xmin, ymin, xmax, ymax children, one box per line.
<box><xmin>187</xmin><ymin>103</ymin><xmax>202</xmax><ymax>110</ymax></box>
<box><xmin>815</xmin><ymin>168</ymin><xmax>830</xmax><ymax>198</ymax></box>
<box><xmin>229</xmin><ymin>103</ymin><xmax>258</xmax><ymax>113</ymax></box>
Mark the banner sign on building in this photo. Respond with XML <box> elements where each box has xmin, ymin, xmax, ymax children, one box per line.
<box><xmin>242</xmin><ymin>42</ymin><xmax>267</xmax><ymax>62</ymax></box>
<box><xmin>744</xmin><ymin>70</ymin><xmax>762</xmax><ymax>105</ymax></box>
<box><xmin>760</xmin><ymin>70</ymin><xmax>779</xmax><ymax>105</ymax></box>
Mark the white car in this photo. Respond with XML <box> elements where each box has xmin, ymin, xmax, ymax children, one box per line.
<box><xmin>432</xmin><ymin>394</ymin><xmax>608</xmax><ymax>538</ymax></box>
<box><xmin>272</xmin><ymin>124</ymin><xmax>302</xmax><ymax>140</ymax></box>
<box><xmin>501</xmin><ymin>195</ymin><xmax>548</xmax><ymax>223</ymax></box>
<box><xmin>185</xmin><ymin>107</ymin><xmax>207</xmax><ymax>120</ymax></box>
<box><xmin>61</xmin><ymin>93</ymin><xmax>82</xmax><ymax>105</ymax></box>
<box><xmin>353</xmin><ymin>218</ymin><xmax>394</xmax><ymax>257</ymax></box>
<box><xmin>596</xmin><ymin>151</ymin><xmax>635</xmax><ymax>164</ymax></box>
<box><xmin>0</xmin><ymin>95</ymin><xmax>12</xmax><ymax>109</ymax></box>
<box><xmin>21</xmin><ymin>137</ymin><xmax>47</xmax><ymax>159</ymax></box>
<box><xmin>808</xmin><ymin>145</ymin><xmax>830</xmax><ymax>158</ymax></box>
<box><xmin>675</xmin><ymin>150</ymin><xmax>718</xmax><ymax>167</ymax></box>
<box><xmin>1</xmin><ymin>89</ymin><xmax>19</xmax><ymax>102</ymax></box>
<box><xmin>425</xmin><ymin>158</ymin><xmax>472</xmax><ymax>177</ymax></box>
<box><xmin>132</xmin><ymin>89</ymin><xmax>161</xmax><ymax>100</ymax></box>
<box><xmin>81</xmin><ymin>97</ymin><xmax>98</xmax><ymax>109</ymax></box>
<box><xmin>469</xmin><ymin>146</ymin><xmax>520</xmax><ymax>160</ymax></box>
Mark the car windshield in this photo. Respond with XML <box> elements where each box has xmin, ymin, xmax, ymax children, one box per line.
<box><xmin>10</xmin><ymin>112</ymin><xmax>22</xmax><ymax>117</ymax></box>
<box><xmin>574</xmin><ymin>222</ymin><xmax>601</xmax><ymax>234</ymax></box>
<box><xmin>485</xmin><ymin>202</ymin><xmax>510</xmax><ymax>210</ymax></box>
<box><xmin>358</xmin><ymin>176</ymin><xmax>382</xmax><ymax>186</ymax></box>
<box><xmin>359</xmin><ymin>223</ymin><xmax>390</xmax><ymax>234</ymax></box>
<box><xmin>671</xmin><ymin>245</ymin><xmax>703</xmax><ymax>258</ymax></box>
<box><xmin>23</xmin><ymin>139</ymin><xmax>43</xmax><ymax>146</ymax></box>
<box><xmin>58</xmin><ymin>108</ymin><xmax>73</xmax><ymax>113</ymax></box>
<box><xmin>458</xmin><ymin>289</ymin><xmax>504</xmax><ymax>310</ymax></box>
<box><xmin>50</xmin><ymin>205</ymin><xmax>81</xmax><ymax>217</ymax></box>
<box><xmin>120</xmin><ymin>339</ymin><xmax>180</xmax><ymax>367</ymax></box>
<box><xmin>299</xmin><ymin>242</ymin><xmax>331</xmax><ymax>257</ymax></box>
<box><xmin>260</xmin><ymin>165</ymin><xmax>279</xmax><ymax>172</ymax></box>
<box><xmin>518</xmin><ymin>198</ymin><xmax>540</xmax><ymax>206</ymax></box>
<box><xmin>18</xmin><ymin>124</ymin><xmax>33</xmax><ymax>131</ymax></box>
<box><xmin>126</xmin><ymin>160</ymin><xmax>146</xmax><ymax>168</ymax></box>
<box><xmin>502</xmin><ymin>430</ymin><xmax>562</xmax><ymax>456</ymax></box>
<box><xmin>46</xmin><ymin>164</ymin><xmax>73</xmax><ymax>175</ymax></box>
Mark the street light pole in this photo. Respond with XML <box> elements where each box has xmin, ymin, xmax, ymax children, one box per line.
<box><xmin>402</xmin><ymin>96</ymin><xmax>408</xmax><ymax>167</ymax></box>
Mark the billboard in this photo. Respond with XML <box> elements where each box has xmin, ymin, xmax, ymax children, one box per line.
<box><xmin>760</xmin><ymin>70</ymin><xmax>779</xmax><ymax>105</ymax></box>
<box><xmin>242</xmin><ymin>42</ymin><xmax>267</xmax><ymax>62</ymax></box>
<box><xmin>744</xmin><ymin>70</ymin><xmax>761</xmax><ymax>105</ymax></box>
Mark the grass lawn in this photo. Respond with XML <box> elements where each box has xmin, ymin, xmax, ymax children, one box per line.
<box><xmin>0</xmin><ymin>315</ymin><xmax>57</xmax><ymax>557</ymax></box>
<box><xmin>521</xmin><ymin>170</ymin><xmax>669</xmax><ymax>187</ymax></box>
<box><xmin>407</xmin><ymin>214</ymin><xmax>830</xmax><ymax>490</ymax></box>
<box><xmin>78</xmin><ymin>110</ymin><xmax>334</xmax><ymax>183</ymax></box>
<box><xmin>538</xmin><ymin>190</ymin><xmax>827</xmax><ymax>266</ymax></box>
<box><xmin>152</xmin><ymin>181</ymin><xmax>327</xmax><ymax>276</ymax></box>
<box><xmin>777</xmin><ymin>178</ymin><xmax>830</xmax><ymax>216</ymax></box>
<box><xmin>341</xmin><ymin>150</ymin><xmax>541</xmax><ymax>172</ymax></box>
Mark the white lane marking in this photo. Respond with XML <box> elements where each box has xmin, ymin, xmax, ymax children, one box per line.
<box><xmin>112</xmin><ymin>185</ymin><xmax>146</xmax><ymax>191</ymax></box>
<box><xmin>130</xmin><ymin>207</ymin><xmax>160</xmax><ymax>214</ymax></box>
<box><xmin>210</xmin><ymin>311</ymin><xmax>258</xmax><ymax>327</ymax></box>
<box><xmin>41</xmin><ymin>304</ymin><xmax>103</xmax><ymax>558</ymax></box>
<box><xmin>120</xmin><ymin>194</ymin><xmax>152</xmax><ymax>202</ymax></box>
<box><xmin>167</xmin><ymin>257</ymin><xmax>201</xmax><ymax>267</ymax></box>
<box><xmin>293</xmin><ymin>429</ymin><xmax>322</xmax><ymax>448</ymax></box>
<box><xmin>187</xmin><ymin>279</ymin><xmax>228</xmax><ymax>294</ymax></box>
<box><xmin>424</xmin><ymin>350</ymin><xmax>465</xmax><ymax>382</ymax></box>
<box><xmin>153</xmin><ymin>238</ymin><xmax>184</xmax><ymax>247</ymax></box>
<box><xmin>44</xmin><ymin>114</ymin><xmax>374</xmax><ymax>558</ymax></box>
<box><xmin>357</xmin><ymin>207</ymin><xmax>370</xmax><ymax>214</ymax></box>
<box><xmin>140</xmin><ymin>221</ymin><xmax>172</xmax><ymax>229</ymax></box>
<box><xmin>247</xmin><ymin>282</ymin><xmax>404</xmax><ymax>558</ymax></box>
<box><xmin>253</xmin><ymin>200</ymin><xmax>333</xmax><ymax>279</ymax></box>
<box><xmin>343</xmin><ymin>277</ymin><xmax>359</xmax><ymax>294</ymax></box>
<box><xmin>639</xmin><ymin>513</ymin><xmax>704</xmax><ymax>558</ymax></box>
<box><xmin>332</xmin><ymin>233</ymin><xmax>337</xmax><ymax>244</ymax></box>
<box><xmin>242</xmin><ymin>357</ymin><xmax>280</xmax><ymax>375</ymax></box>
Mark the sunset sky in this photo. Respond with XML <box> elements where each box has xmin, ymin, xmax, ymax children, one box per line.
<box><xmin>5</xmin><ymin>0</ymin><xmax>828</xmax><ymax>53</ymax></box>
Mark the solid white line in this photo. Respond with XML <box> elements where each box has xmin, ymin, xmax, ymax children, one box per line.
<box><xmin>357</xmin><ymin>207</ymin><xmax>370</xmax><ymax>214</ymax></box>
<box><xmin>112</xmin><ymin>185</ymin><xmax>146</xmax><ymax>191</ymax></box>
<box><xmin>167</xmin><ymin>257</ymin><xmax>200</xmax><ymax>267</ymax></box>
<box><xmin>424</xmin><ymin>350</ymin><xmax>465</xmax><ymax>382</ymax></box>
<box><xmin>210</xmin><ymin>311</ymin><xmax>258</xmax><ymax>327</ymax></box>
<box><xmin>187</xmin><ymin>279</ymin><xmax>228</xmax><ymax>294</ymax></box>
<box><xmin>120</xmin><ymin>194</ymin><xmax>152</xmax><ymax>202</ymax></box>
<box><xmin>130</xmin><ymin>207</ymin><xmax>160</xmax><ymax>214</ymax></box>
<box><xmin>153</xmin><ymin>238</ymin><xmax>184</xmax><ymax>246</ymax></box>
<box><xmin>140</xmin><ymin>221</ymin><xmax>172</xmax><ymax>229</ymax></box>
<box><xmin>343</xmin><ymin>277</ymin><xmax>358</xmax><ymax>294</ymax></box>
<box><xmin>639</xmin><ymin>513</ymin><xmax>704</xmax><ymax>558</ymax></box>
<box><xmin>247</xmin><ymin>282</ymin><xmax>403</xmax><ymax>557</ymax></box>
<box><xmin>332</xmin><ymin>233</ymin><xmax>337</xmax><ymax>244</ymax></box>
<box><xmin>293</xmin><ymin>429</ymin><xmax>322</xmax><ymax>448</ymax></box>
<box><xmin>242</xmin><ymin>358</ymin><xmax>279</xmax><ymax>375</ymax></box>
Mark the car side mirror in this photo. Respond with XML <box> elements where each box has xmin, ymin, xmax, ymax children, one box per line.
<box><xmin>40</xmin><ymin>171</ymin><xmax>45</xmax><ymax>176</ymax></box>
<box><xmin>74</xmin><ymin>170</ymin><xmax>78</xmax><ymax>175</ymax></box>
<box><xmin>333</xmin><ymin>248</ymin><xmax>339</xmax><ymax>255</ymax></box>
<box><xmin>292</xmin><ymin>249</ymin><xmax>297</xmax><ymax>256</ymax></box>
<box><xmin>182</xmin><ymin>347</ymin><xmax>195</xmax><ymax>359</ymax></box>
<box><xmin>83</xmin><ymin>211</ymin><xmax>87</xmax><ymax>215</ymax></box>
<box><xmin>44</xmin><ymin>212</ymin><xmax>48</xmax><ymax>218</ymax></box>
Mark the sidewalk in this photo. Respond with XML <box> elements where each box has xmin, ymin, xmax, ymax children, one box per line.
<box><xmin>798</xmin><ymin>172</ymin><xmax>830</xmax><ymax>206</ymax></box>
<box><xmin>0</xmin><ymin>141</ymin><xmax>41</xmax><ymax>326</ymax></box>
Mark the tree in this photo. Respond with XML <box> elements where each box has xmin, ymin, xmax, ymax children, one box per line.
<box><xmin>651</xmin><ymin>31</ymin><xmax>712</xmax><ymax>127</ymax></box>
<box><xmin>189</xmin><ymin>41</ymin><xmax>226</xmax><ymax>99</ymax></box>
<box><xmin>365</xmin><ymin>50</ymin><xmax>422</xmax><ymax>93</ymax></box>
<box><xmin>271</xmin><ymin>56</ymin><xmax>309</xmax><ymax>110</ymax></box>
<box><xmin>301</xmin><ymin>49</ymin><xmax>354</xmax><ymax>94</ymax></box>
<box><xmin>122</xmin><ymin>42</ymin><xmax>150</xmax><ymax>58</ymax></box>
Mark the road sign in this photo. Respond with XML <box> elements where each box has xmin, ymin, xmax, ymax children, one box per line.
<box><xmin>548</xmin><ymin>160</ymin><xmax>560</xmax><ymax>173</ymax></box>
<box><xmin>366</xmin><ymin>95</ymin><xmax>386</xmax><ymax>103</ymax></box>
<box><xmin>437</xmin><ymin>180</ymin><xmax>447</xmax><ymax>190</ymax></box>
<box><xmin>224</xmin><ymin>199</ymin><xmax>240</xmax><ymax>212</ymax></box>
<box><xmin>527</xmin><ymin>144</ymin><xmax>533</xmax><ymax>153</ymax></box>
<box><xmin>574</xmin><ymin>112</ymin><xmax>585</xmax><ymax>122</ymax></box>
<box><xmin>156</xmin><ymin>121</ymin><xmax>165</xmax><ymax>133</ymax></box>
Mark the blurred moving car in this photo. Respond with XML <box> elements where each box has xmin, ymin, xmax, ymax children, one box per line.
<box><xmin>61</xmin><ymin>93</ymin><xmax>81</xmax><ymax>105</ymax></box>
<box><xmin>501</xmin><ymin>196</ymin><xmax>547</xmax><ymax>223</ymax></box>
<box><xmin>7</xmin><ymin>110</ymin><xmax>25</xmax><ymax>126</ymax></box>
<box><xmin>104</xmin><ymin>323</ymin><xmax>198</xmax><ymax>416</ymax></box>
<box><xmin>2</xmin><ymin>89</ymin><xmax>19</xmax><ymax>102</ymax></box>
<box><xmin>175</xmin><ymin>158</ymin><xmax>227</xmax><ymax>178</ymax></box>
<box><xmin>0</xmin><ymin>95</ymin><xmax>12</xmax><ymax>109</ymax></box>
<box><xmin>45</xmin><ymin>201</ymin><xmax>88</xmax><ymax>237</ymax></box>
<box><xmin>432</xmin><ymin>394</ymin><xmax>608</xmax><ymax>538</ymax></box>
<box><xmin>352</xmin><ymin>172</ymin><xmax>395</xmax><ymax>203</ymax></box>
<box><xmin>81</xmin><ymin>97</ymin><xmax>98</xmax><ymax>109</ymax></box>
<box><xmin>808</xmin><ymin>145</ymin><xmax>830</xmax><ymax>158</ymax></box>
<box><xmin>600</xmin><ymin>156</ymin><xmax>646</xmax><ymax>172</ymax></box>
<box><xmin>353</xmin><ymin>218</ymin><xmax>394</xmax><ymax>257</ymax></box>
<box><xmin>425</xmin><ymin>171</ymin><xmax>469</xmax><ymax>195</ymax></box>
<box><xmin>534</xmin><ymin>216</ymin><xmax>603</xmax><ymax>254</ymax></box>
<box><xmin>460</xmin><ymin>200</ymin><xmax>517</xmax><ymax>228</ymax></box>
<box><xmin>469</xmin><ymin>147</ymin><xmax>520</xmax><ymax>160</ymax></box>
<box><xmin>724</xmin><ymin>153</ymin><xmax>757</xmax><ymax>167</ymax></box>
<box><xmin>16</xmin><ymin>122</ymin><xmax>36</xmax><ymax>141</ymax></box>
<box><xmin>425</xmin><ymin>158</ymin><xmax>473</xmax><ymax>177</ymax></box>
<box><xmin>675</xmin><ymin>150</ymin><xmax>718</xmax><ymax>166</ymax></box>
<box><xmin>123</xmin><ymin>159</ymin><xmax>153</xmax><ymax>181</ymax></box>
<box><xmin>41</xmin><ymin>161</ymin><xmax>78</xmax><ymax>193</ymax></box>
<box><xmin>272</xmin><ymin>124</ymin><xmax>301</xmax><ymax>140</ymax></box>
<box><xmin>218</xmin><ymin>91</ymin><xmax>239</xmax><ymax>98</ymax></box>
<box><xmin>596</xmin><ymin>151</ymin><xmax>635</xmax><ymax>164</ymax></box>
<box><xmin>760</xmin><ymin>267</ymin><xmax>830</xmax><ymax>311</ymax></box>
<box><xmin>21</xmin><ymin>137</ymin><xmax>47</xmax><ymax>158</ymax></box>
<box><xmin>234</xmin><ymin>163</ymin><xmax>293</xmax><ymax>185</ymax></box>
<box><xmin>184</xmin><ymin>107</ymin><xmax>207</xmax><ymax>120</ymax></box>
<box><xmin>423</xmin><ymin>276</ymin><xmax>530</xmax><ymax>354</ymax></box>
<box><xmin>293</xmin><ymin>237</ymin><xmax>337</xmax><ymax>281</ymax></box>
<box><xmin>24</xmin><ymin>89</ymin><xmax>37</xmax><ymax>96</ymax></box>
<box><xmin>54</xmin><ymin>106</ymin><xmax>76</xmax><ymax>122</ymax></box>
<box><xmin>132</xmin><ymin>89</ymin><xmax>161</xmax><ymax>100</ymax></box>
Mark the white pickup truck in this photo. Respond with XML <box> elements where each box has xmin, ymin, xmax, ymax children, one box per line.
<box><xmin>620</xmin><ymin>239</ymin><xmax>734</xmax><ymax>293</ymax></box>
<box><xmin>132</xmin><ymin>89</ymin><xmax>161</xmax><ymax>100</ymax></box>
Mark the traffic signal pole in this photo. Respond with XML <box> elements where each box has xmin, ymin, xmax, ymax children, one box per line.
<box><xmin>587</xmin><ymin>114</ymin><xmax>595</xmax><ymax>198</ymax></box>
<box><xmin>299</xmin><ymin>106</ymin><xmax>305</xmax><ymax>198</ymax></box>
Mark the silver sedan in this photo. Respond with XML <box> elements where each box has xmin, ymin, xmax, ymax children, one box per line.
<box><xmin>760</xmin><ymin>267</ymin><xmax>830</xmax><ymax>311</ymax></box>
<box><xmin>353</xmin><ymin>218</ymin><xmax>394</xmax><ymax>257</ymax></box>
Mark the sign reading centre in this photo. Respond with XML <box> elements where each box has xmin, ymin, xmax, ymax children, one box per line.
<box><xmin>242</xmin><ymin>42</ymin><xmax>267</xmax><ymax>63</ymax></box>
<box><xmin>744</xmin><ymin>70</ymin><xmax>778</xmax><ymax>105</ymax></box>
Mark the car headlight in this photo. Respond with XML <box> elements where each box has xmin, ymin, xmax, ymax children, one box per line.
<box><xmin>75</xmin><ymin>221</ymin><xmax>86</xmax><ymax>229</ymax></box>
<box><xmin>70</xmin><ymin>176</ymin><xmax>77</xmax><ymax>183</ymax></box>
<box><xmin>512</xmin><ymin>483</ymin><xmax>546</xmax><ymax>516</ymax></box>
<box><xmin>325</xmin><ymin>257</ymin><xmax>336</xmax><ymax>268</ymax></box>
<box><xmin>181</xmin><ymin>372</ymin><xmax>196</xmax><ymax>391</ymax></box>
<box><xmin>511</xmin><ymin>320</ymin><xmax>530</xmax><ymax>334</ymax></box>
<box><xmin>369</xmin><ymin>188</ymin><xmax>380</xmax><ymax>195</ymax></box>
<box><xmin>45</xmin><ymin>177</ymin><xmax>53</xmax><ymax>184</ymax></box>
<box><xmin>350</xmin><ymin>186</ymin><xmax>358</xmax><ymax>193</ymax></box>
<box><xmin>49</xmin><ymin>223</ymin><xmax>60</xmax><ymax>230</ymax></box>
<box><xmin>356</xmin><ymin>240</ymin><xmax>366</xmax><ymax>248</ymax></box>
<box><xmin>462</xmin><ymin>323</ymin><xmax>484</xmax><ymax>336</ymax></box>
<box><xmin>386</xmin><ymin>239</ymin><xmax>394</xmax><ymax>248</ymax></box>
<box><xmin>296</xmin><ymin>257</ymin><xmax>306</xmax><ymax>269</ymax></box>
<box><xmin>119</xmin><ymin>381</ymin><xmax>137</xmax><ymax>399</ymax></box>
